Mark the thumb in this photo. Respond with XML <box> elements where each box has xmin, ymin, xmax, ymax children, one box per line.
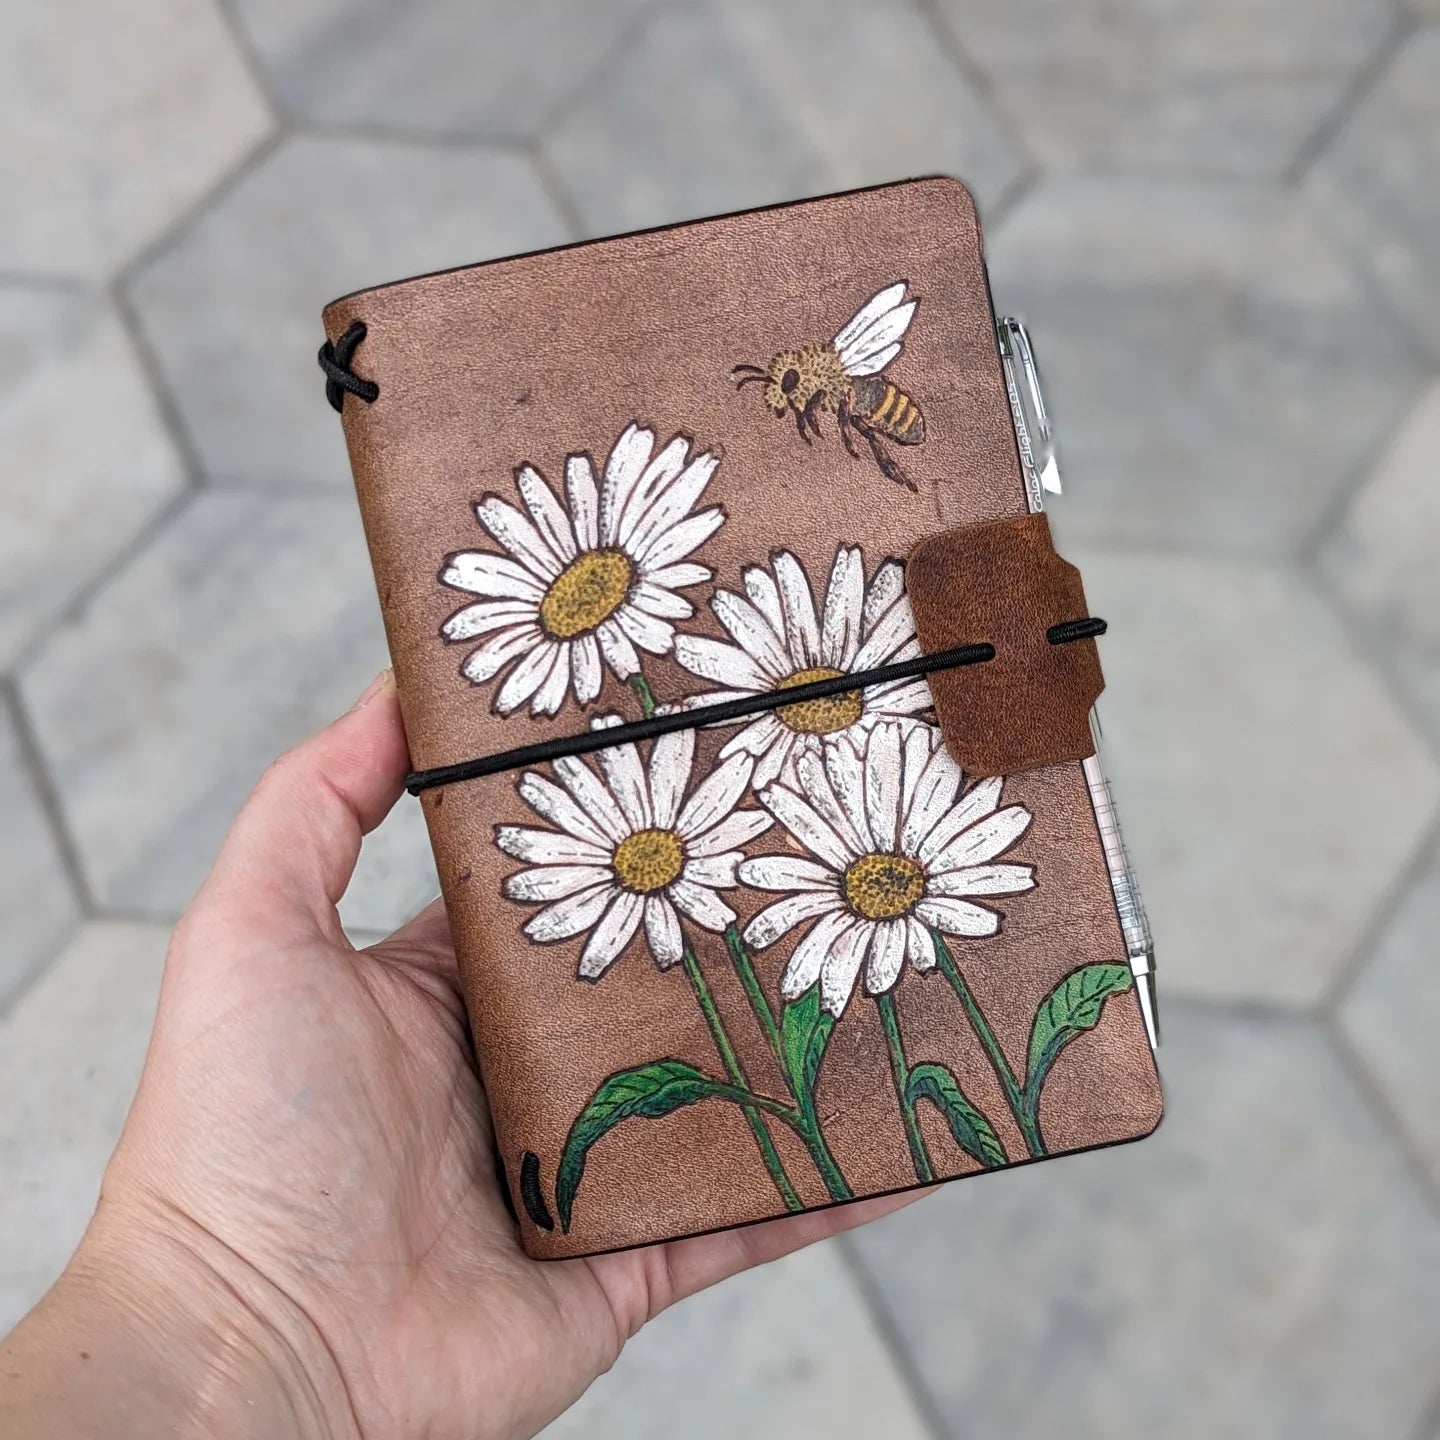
<box><xmin>197</xmin><ymin>669</ymin><xmax>410</xmax><ymax>937</ymax></box>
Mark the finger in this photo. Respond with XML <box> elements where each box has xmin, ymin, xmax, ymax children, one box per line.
<box><xmin>200</xmin><ymin>670</ymin><xmax>409</xmax><ymax>934</ymax></box>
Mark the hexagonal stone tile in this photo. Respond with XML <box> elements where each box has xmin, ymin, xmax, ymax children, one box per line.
<box><xmin>18</xmin><ymin>490</ymin><xmax>415</xmax><ymax>919</ymax></box>
<box><xmin>1340</xmin><ymin>841</ymin><xmax>1440</xmax><ymax>1192</ymax></box>
<box><xmin>543</xmin><ymin>1242</ymin><xmax>931</xmax><ymax>1439</ymax></box>
<box><xmin>544</xmin><ymin>0</ymin><xmax>1027</xmax><ymax>238</ymax></box>
<box><xmin>0</xmin><ymin>0</ymin><xmax>271</xmax><ymax>279</ymax></box>
<box><xmin>231</xmin><ymin>0</ymin><xmax>657</xmax><ymax>140</ymax></box>
<box><xmin>988</xmin><ymin>178</ymin><xmax>1427</xmax><ymax>555</ymax></box>
<box><xmin>1074</xmin><ymin>545</ymin><xmax>1439</xmax><ymax>1008</ymax></box>
<box><xmin>1319</xmin><ymin>377</ymin><xmax>1440</xmax><ymax>748</ymax></box>
<box><xmin>1306</xmin><ymin>30</ymin><xmax>1440</xmax><ymax>362</ymax></box>
<box><xmin>848</xmin><ymin>1005</ymin><xmax>1440</xmax><ymax>1440</ymax></box>
<box><xmin>0</xmin><ymin>920</ymin><xmax>167</xmax><ymax>1331</ymax></box>
<box><xmin>935</xmin><ymin>0</ymin><xmax>1400</xmax><ymax>177</ymax></box>
<box><xmin>339</xmin><ymin>799</ymin><xmax>438</xmax><ymax>940</ymax></box>
<box><xmin>0</xmin><ymin>698</ymin><xmax>79</xmax><ymax>1008</ymax></box>
<box><xmin>0</xmin><ymin>284</ymin><xmax>187</xmax><ymax>671</ymax></box>
<box><xmin>127</xmin><ymin>135</ymin><xmax>571</xmax><ymax>490</ymax></box>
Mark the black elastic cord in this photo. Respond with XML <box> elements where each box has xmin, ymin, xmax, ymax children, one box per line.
<box><xmin>406</xmin><ymin>641</ymin><xmax>997</xmax><ymax>795</ymax></box>
<box><xmin>1047</xmin><ymin>616</ymin><xmax>1108</xmax><ymax>645</ymax></box>
<box><xmin>319</xmin><ymin>321</ymin><xmax>379</xmax><ymax>412</ymax></box>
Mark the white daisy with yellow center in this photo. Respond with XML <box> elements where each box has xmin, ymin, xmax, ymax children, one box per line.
<box><xmin>673</xmin><ymin>547</ymin><xmax>932</xmax><ymax>787</ymax></box>
<box><xmin>739</xmin><ymin>723</ymin><xmax>1036</xmax><ymax>1017</ymax></box>
<box><xmin>441</xmin><ymin>422</ymin><xmax>723</xmax><ymax>715</ymax></box>
<box><xmin>497</xmin><ymin>723</ymin><xmax>771</xmax><ymax>978</ymax></box>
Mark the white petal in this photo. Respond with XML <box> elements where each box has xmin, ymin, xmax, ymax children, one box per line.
<box><xmin>668</xmin><ymin>878</ymin><xmax>734</xmax><ymax>931</ymax></box>
<box><xmin>504</xmin><ymin>863</ymin><xmax>614</xmax><ymax>903</ymax></box>
<box><xmin>751</xmin><ymin>728</ymin><xmax>796</xmax><ymax>789</ymax></box>
<box><xmin>743</xmin><ymin>565</ymin><xmax>787</xmax><ymax>636</ymax></box>
<box><xmin>906</xmin><ymin>916</ymin><xmax>935</xmax><ymax>971</ymax></box>
<box><xmin>590</xmin><ymin>743</ymin><xmax>652</xmax><ymax>830</ymax></box>
<box><xmin>461</xmin><ymin>625</ymin><xmax>542</xmax><ymax>684</ymax></box>
<box><xmin>644</xmin><ymin>895</ymin><xmax>684</xmax><ymax>968</ymax></box>
<box><xmin>820</xmin><ymin>547</ymin><xmax>864</xmax><ymax>669</ymax></box>
<box><xmin>686</xmin><ymin>808</ymin><xmax>771</xmax><ymax>857</ymax></box>
<box><xmin>552</xmin><ymin>755</ymin><xmax>632</xmax><ymax>844</ymax></box>
<box><xmin>599</xmin><ymin>423</ymin><xmax>654</xmax><ymax>544</ymax></box>
<box><xmin>476</xmin><ymin>497</ymin><xmax>563</xmax><ymax>580</ymax></box>
<box><xmin>928</xmin><ymin>804</ymin><xmax>1033</xmax><ymax>870</ymax></box>
<box><xmin>794</xmin><ymin>746</ymin><xmax>869</xmax><ymax>856</ymax></box>
<box><xmin>737</xmin><ymin>853</ymin><xmax>840</xmax><ymax>894</ymax></box>
<box><xmin>869</xmin><ymin>678</ymin><xmax>934</xmax><ymax>716</ymax></box>
<box><xmin>628</xmin><ymin>446</ymin><xmax>719</xmax><ymax>558</ymax></box>
<box><xmin>572</xmin><ymin>633</ymin><xmax>602</xmax><ymax>704</ymax></box>
<box><xmin>579</xmin><ymin>891</ymin><xmax>645</xmax><ymax>978</ymax></box>
<box><xmin>517</xmin><ymin>772</ymin><xmax>613</xmax><ymax>850</ymax></box>
<box><xmin>565</xmin><ymin>453</ymin><xmax>599</xmax><ymax>549</ymax></box>
<box><xmin>773</xmin><ymin>551</ymin><xmax>821</xmax><ymax>668</ymax></box>
<box><xmin>495</xmin><ymin>641</ymin><xmax>561</xmax><ymax>714</ymax></box>
<box><xmin>928</xmin><ymin>863</ymin><xmax>1036</xmax><ymax>897</ymax></box>
<box><xmin>711</xmin><ymin>590</ymin><xmax>793</xmax><ymax>679</ymax></box>
<box><xmin>442</xmin><ymin>599</ymin><xmax>536</xmax><ymax>642</ymax></box>
<box><xmin>782</xmin><ymin>909</ymin><xmax>856</xmax><ymax>998</ymax></box>
<box><xmin>683</xmin><ymin>853</ymin><xmax>741</xmax><ymax>887</ymax></box>
<box><xmin>899</xmin><ymin>723</ymin><xmax>934</xmax><ymax>821</ymax></box>
<box><xmin>745</xmin><ymin>890</ymin><xmax>843</xmax><ymax>950</ymax></box>
<box><xmin>901</xmin><ymin>736</ymin><xmax>965</xmax><ymax>855</ymax></box>
<box><xmin>673</xmin><ymin>635</ymin><xmax>771</xmax><ymax>693</ymax></box>
<box><xmin>676</xmin><ymin>753</ymin><xmax>753</xmax><ymax>838</ymax></box>
<box><xmin>864</xmin><ymin>920</ymin><xmax>906</xmax><ymax>995</ymax></box>
<box><xmin>495</xmin><ymin>825</ymin><xmax>610</xmax><ymax>866</ymax></box>
<box><xmin>631</xmin><ymin>580</ymin><xmax>694</xmax><ymax>621</ymax></box>
<box><xmin>916</xmin><ymin>776</ymin><xmax>1006</xmax><ymax>865</ymax></box>
<box><xmin>853</xmin><ymin>593</ymin><xmax>918</xmax><ymax>670</ymax></box>
<box><xmin>914</xmin><ymin>897</ymin><xmax>1001</xmax><ymax>937</ymax></box>
<box><xmin>648</xmin><ymin>727</ymin><xmax>695</xmax><ymax>828</ymax></box>
<box><xmin>647</xmin><ymin>562</ymin><xmax>711</xmax><ymax>591</ymax></box>
<box><xmin>596</xmin><ymin>618</ymin><xmax>641</xmax><ymax>679</ymax></box>
<box><xmin>822</xmin><ymin>738</ymin><xmax>873</xmax><ymax>850</ymax></box>
<box><xmin>442</xmin><ymin>551</ymin><xmax>547</xmax><ymax>601</ymax></box>
<box><xmin>617</xmin><ymin>434</ymin><xmax>689</xmax><ymax>548</ymax></box>
<box><xmin>755</xmin><ymin>783</ymin><xmax>854</xmax><ymax>871</ymax></box>
<box><xmin>718</xmin><ymin>713</ymin><xmax>784</xmax><ymax>760</ymax></box>
<box><xmin>863</xmin><ymin>722</ymin><xmax>903</xmax><ymax>853</ymax></box>
<box><xmin>863</xmin><ymin>560</ymin><xmax>904</xmax><ymax>629</ymax></box>
<box><xmin>530</xmin><ymin>645</ymin><xmax>571</xmax><ymax>716</ymax></box>
<box><xmin>514</xmin><ymin>464</ymin><xmax>577</xmax><ymax>563</ymax></box>
<box><xmin>640</xmin><ymin>507</ymin><xmax>724</xmax><ymax>569</ymax></box>
<box><xmin>523</xmin><ymin>882</ymin><xmax>614</xmax><ymax>943</ymax></box>
<box><xmin>614</xmin><ymin>602</ymin><xmax>675</xmax><ymax>656</ymax></box>
<box><xmin>820</xmin><ymin>918</ymin><xmax>871</xmax><ymax>1017</ymax></box>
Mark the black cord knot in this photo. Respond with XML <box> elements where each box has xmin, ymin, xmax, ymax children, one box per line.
<box><xmin>318</xmin><ymin>320</ymin><xmax>379</xmax><ymax>413</ymax></box>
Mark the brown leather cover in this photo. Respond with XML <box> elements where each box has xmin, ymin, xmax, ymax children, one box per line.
<box><xmin>323</xmin><ymin>177</ymin><xmax>1162</xmax><ymax>1260</ymax></box>
<box><xmin>908</xmin><ymin>513</ymin><xmax>1105</xmax><ymax>776</ymax></box>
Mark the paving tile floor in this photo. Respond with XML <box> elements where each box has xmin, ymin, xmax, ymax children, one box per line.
<box><xmin>3</xmin><ymin>3</ymin><xmax>1440</xmax><ymax>1436</ymax></box>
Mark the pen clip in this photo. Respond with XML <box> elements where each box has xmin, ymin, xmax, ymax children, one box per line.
<box><xmin>997</xmin><ymin>316</ymin><xmax>1062</xmax><ymax>511</ymax></box>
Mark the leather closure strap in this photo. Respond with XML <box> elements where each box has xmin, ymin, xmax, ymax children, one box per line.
<box><xmin>906</xmin><ymin>513</ymin><xmax>1104</xmax><ymax>776</ymax></box>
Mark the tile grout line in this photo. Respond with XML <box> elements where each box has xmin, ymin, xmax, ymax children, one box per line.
<box><xmin>528</xmin><ymin>142</ymin><xmax>589</xmax><ymax>243</ymax></box>
<box><xmin>834</xmin><ymin>1235</ymin><xmax>954</xmax><ymax>1440</ymax></box>
<box><xmin>212</xmin><ymin>0</ymin><xmax>286</xmax><ymax>129</ymax></box>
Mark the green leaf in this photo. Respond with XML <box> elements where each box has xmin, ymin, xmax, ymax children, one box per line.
<box><xmin>1025</xmin><ymin>963</ymin><xmax>1134</xmax><ymax>1104</ymax></box>
<box><xmin>556</xmin><ymin>1060</ymin><xmax>751</xmax><ymax>1231</ymax></box>
<box><xmin>780</xmin><ymin>985</ymin><xmax>835</xmax><ymax>1103</ymax></box>
<box><xmin>905</xmin><ymin>1062</ymin><xmax>1008</xmax><ymax>1168</ymax></box>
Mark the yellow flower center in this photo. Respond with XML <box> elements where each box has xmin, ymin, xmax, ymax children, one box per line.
<box><xmin>776</xmin><ymin>666</ymin><xmax>863</xmax><ymax>735</ymax></box>
<box><xmin>843</xmin><ymin>853</ymin><xmax>926</xmax><ymax>921</ymax></box>
<box><xmin>539</xmin><ymin>548</ymin><xmax>633</xmax><ymax>639</ymax></box>
<box><xmin>612</xmin><ymin>828</ymin><xmax>685</xmax><ymax>893</ymax></box>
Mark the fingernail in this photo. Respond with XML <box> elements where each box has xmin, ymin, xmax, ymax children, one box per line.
<box><xmin>353</xmin><ymin>668</ymin><xmax>394</xmax><ymax>710</ymax></box>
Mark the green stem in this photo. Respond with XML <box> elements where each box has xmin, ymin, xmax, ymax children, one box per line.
<box><xmin>681</xmin><ymin>945</ymin><xmax>803</xmax><ymax>1211</ymax></box>
<box><xmin>724</xmin><ymin>926</ymin><xmax>852</xmax><ymax>1201</ymax></box>
<box><xmin>629</xmin><ymin>673</ymin><xmax>659</xmax><ymax>719</ymax></box>
<box><xmin>933</xmin><ymin>933</ymin><xmax>1046</xmax><ymax>1158</ymax></box>
<box><xmin>875</xmin><ymin>992</ymin><xmax>935</xmax><ymax>1183</ymax></box>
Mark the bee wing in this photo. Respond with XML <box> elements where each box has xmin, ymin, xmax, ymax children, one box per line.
<box><xmin>833</xmin><ymin>282</ymin><xmax>917</xmax><ymax>377</ymax></box>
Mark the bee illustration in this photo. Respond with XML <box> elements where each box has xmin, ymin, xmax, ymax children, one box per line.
<box><xmin>732</xmin><ymin>281</ymin><xmax>925</xmax><ymax>491</ymax></box>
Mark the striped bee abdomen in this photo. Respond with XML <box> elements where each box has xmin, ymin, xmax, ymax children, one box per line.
<box><xmin>849</xmin><ymin>375</ymin><xmax>926</xmax><ymax>444</ymax></box>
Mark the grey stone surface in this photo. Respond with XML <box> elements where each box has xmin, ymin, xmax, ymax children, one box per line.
<box><xmin>544</xmin><ymin>0</ymin><xmax>1027</xmax><ymax>238</ymax></box>
<box><xmin>0</xmin><ymin>921</ymin><xmax>168</xmax><ymax>1331</ymax></box>
<box><xmin>338</xmin><ymin>797</ymin><xmax>438</xmax><ymax>938</ymax></box>
<box><xmin>1340</xmin><ymin>841</ymin><xmax>1440</xmax><ymax>1192</ymax></box>
<box><xmin>988</xmin><ymin>178</ymin><xmax>1428</xmax><ymax>555</ymax></box>
<box><xmin>1076</xmin><ymin>545</ymin><xmax>1440</xmax><ymax>1008</ymax></box>
<box><xmin>0</xmin><ymin>0</ymin><xmax>271</xmax><ymax>278</ymax></box>
<box><xmin>1320</xmin><ymin>378</ymin><xmax>1440</xmax><ymax>747</ymax></box>
<box><xmin>232</xmin><ymin>0</ymin><xmax>657</xmax><ymax>140</ymax></box>
<box><xmin>127</xmin><ymin>135</ymin><xmax>571</xmax><ymax>489</ymax></box>
<box><xmin>1305</xmin><ymin>28</ymin><xmax>1440</xmax><ymax>357</ymax></box>
<box><xmin>543</xmin><ymin>1242</ymin><xmax>932</xmax><ymax>1440</ymax></box>
<box><xmin>0</xmin><ymin>700</ymin><xmax>79</xmax><ymax>1008</ymax></box>
<box><xmin>848</xmin><ymin>1005</ymin><xmax>1440</xmax><ymax>1440</ymax></box>
<box><xmin>936</xmin><ymin>0</ymin><xmax>1401</xmax><ymax>178</ymax></box>
<box><xmin>0</xmin><ymin>285</ymin><xmax>187</xmax><ymax>671</ymax></box>
<box><xmin>19</xmin><ymin>491</ymin><xmax>392</xmax><ymax>918</ymax></box>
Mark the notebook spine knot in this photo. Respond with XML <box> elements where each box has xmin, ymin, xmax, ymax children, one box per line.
<box><xmin>318</xmin><ymin>320</ymin><xmax>379</xmax><ymax>412</ymax></box>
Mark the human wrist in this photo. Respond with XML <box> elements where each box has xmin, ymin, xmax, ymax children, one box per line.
<box><xmin>0</xmin><ymin>1197</ymin><xmax>359</xmax><ymax>1440</ymax></box>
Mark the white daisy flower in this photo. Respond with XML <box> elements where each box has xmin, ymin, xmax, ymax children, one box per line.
<box><xmin>673</xmin><ymin>547</ymin><xmax>931</xmax><ymax>787</ymax></box>
<box><xmin>496</xmin><ymin>723</ymin><xmax>771</xmax><ymax>979</ymax></box>
<box><xmin>441</xmin><ymin>422</ymin><xmax>724</xmax><ymax>715</ymax></box>
<box><xmin>739</xmin><ymin>723</ymin><xmax>1036</xmax><ymax>1017</ymax></box>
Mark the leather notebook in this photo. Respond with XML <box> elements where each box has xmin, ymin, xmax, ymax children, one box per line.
<box><xmin>320</xmin><ymin>177</ymin><xmax>1163</xmax><ymax>1260</ymax></box>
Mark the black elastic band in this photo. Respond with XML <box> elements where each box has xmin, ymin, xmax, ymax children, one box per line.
<box><xmin>1047</xmin><ymin>616</ymin><xmax>1108</xmax><ymax>645</ymax></box>
<box><xmin>318</xmin><ymin>321</ymin><xmax>379</xmax><ymax>412</ymax></box>
<box><xmin>406</xmin><ymin>642</ymin><xmax>996</xmax><ymax>794</ymax></box>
